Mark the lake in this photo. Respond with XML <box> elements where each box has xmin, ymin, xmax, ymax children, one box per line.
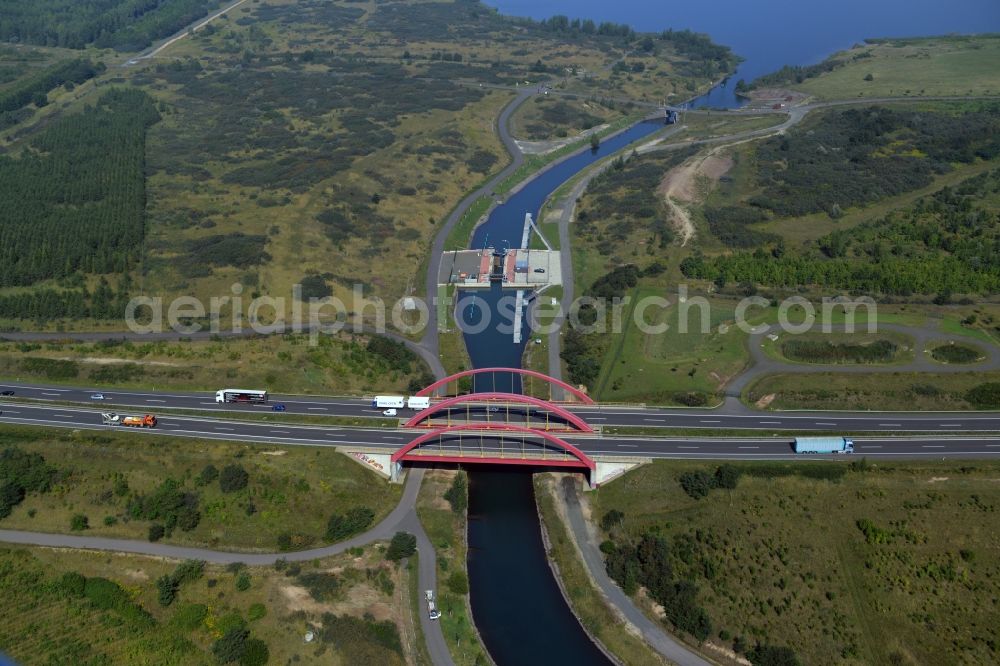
<box><xmin>488</xmin><ymin>0</ymin><xmax>1000</xmax><ymax>107</ymax></box>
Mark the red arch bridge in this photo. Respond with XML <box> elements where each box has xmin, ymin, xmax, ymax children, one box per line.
<box><xmin>415</xmin><ymin>367</ymin><xmax>595</xmax><ymax>404</ymax></box>
<box><xmin>345</xmin><ymin>369</ymin><xmax>641</xmax><ymax>486</ymax></box>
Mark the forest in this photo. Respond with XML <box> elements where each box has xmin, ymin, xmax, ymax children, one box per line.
<box><xmin>0</xmin><ymin>0</ymin><xmax>221</xmax><ymax>51</ymax></box>
<box><xmin>683</xmin><ymin>167</ymin><xmax>1000</xmax><ymax>296</ymax></box>
<box><xmin>0</xmin><ymin>58</ymin><xmax>104</xmax><ymax>129</ymax></box>
<box><xmin>0</xmin><ymin>88</ymin><xmax>158</xmax><ymax>318</ymax></box>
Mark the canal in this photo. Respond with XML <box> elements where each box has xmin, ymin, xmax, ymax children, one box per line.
<box><xmin>460</xmin><ymin>120</ymin><xmax>667</xmax><ymax>665</ymax></box>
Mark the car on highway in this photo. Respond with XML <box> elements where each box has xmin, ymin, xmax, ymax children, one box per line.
<box><xmin>533</xmin><ymin>268</ymin><xmax>546</xmax><ymax>273</ymax></box>
<box><xmin>271</xmin><ymin>403</ymin><xmax>286</xmax><ymax>412</ymax></box>
<box><xmin>90</xmin><ymin>393</ymin><xmax>105</xmax><ymax>400</ymax></box>
<box><xmin>487</xmin><ymin>406</ymin><xmax>500</xmax><ymax>413</ymax></box>
<box><xmin>383</xmin><ymin>408</ymin><xmax>398</xmax><ymax>416</ymax></box>
<box><xmin>0</xmin><ymin>390</ymin><xmax>13</xmax><ymax>396</ymax></box>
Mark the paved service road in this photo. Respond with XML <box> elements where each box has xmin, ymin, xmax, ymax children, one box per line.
<box><xmin>560</xmin><ymin>477</ymin><xmax>710</xmax><ymax>666</ymax></box>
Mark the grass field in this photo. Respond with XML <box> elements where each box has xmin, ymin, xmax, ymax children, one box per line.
<box><xmin>415</xmin><ymin>470</ymin><xmax>488</xmax><ymax>666</ymax></box>
<box><xmin>591</xmin><ymin>290</ymin><xmax>748</xmax><ymax>404</ymax></box>
<box><xmin>0</xmin><ymin>542</ymin><xmax>420</xmax><ymax>665</ymax></box>
<box><xmin>592</xmin><ymin>459</ymin><xmax>1000</xmax><ymax>665</ymax></box>
<box><xmin>790</xmin><ymin>35</ymin><xmax>1000</xmax><ymax>100</ymax></box>
<box><xmin>744</xmin><ymin>370</ymin><xmax>1000</xmax><ymax>411</ymax></box>
<box><xmin>0</xmin><ymin>332</ymin><xmax>431</xmax><ymax>396</ymax></box>
<box><xmin>510</xmin><ymin>94</ymin><xmax>622</xmax><ymax>141</ymax></box>
<box><xmin>0</xmin><ymin>424</ymin><xmax>401</xmax><ymax>552</ymax></box>
<box><xmin>535</xmin><ymin>474</ymin><xmax>668</xmax><ymax>666</ymax></box>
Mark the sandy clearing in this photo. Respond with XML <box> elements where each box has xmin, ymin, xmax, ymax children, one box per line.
<box><xmin>657</xmin><ymin>149</ymin><xmax>734</xmax><ymax>247</ymax></box>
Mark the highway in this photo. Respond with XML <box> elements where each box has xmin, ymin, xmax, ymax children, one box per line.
<box><xmin>3</xmin><ymin>400</ymin><xmax>1000</xmax><ymax>460</ymax></box>
<box><xmin>4</xmin><ymin>380</ymin><xmax>1000</xmax><ymax>435</ymax></box>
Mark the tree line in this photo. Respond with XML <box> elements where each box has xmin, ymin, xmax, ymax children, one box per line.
<box><xmin>0</xmin><ymin>57</ymin><xmax>103</xmax><ymax>122</ymax></box>
<box><xmin>0</xmin><ymin>0</ymin><xmax>221</xmax><ymax>51</ymax></box>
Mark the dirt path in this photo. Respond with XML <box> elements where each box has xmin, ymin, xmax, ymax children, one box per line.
<box><xmin>657</xmin><ymin>149</ymin><xmax>734</xmax><ymax>246</ymax></box>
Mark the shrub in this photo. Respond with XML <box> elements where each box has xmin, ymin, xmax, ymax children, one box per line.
<box><xmin>197</xmin><ymin>464</ymin><xmax>219</xmax><ymax>486</ymax></box>
<box><xmin>240</xmin><ymin>639</ymin><xmax>269</xmax><ymax>666</ymax></box>
<box><xmin>931</xmin><ymin>344</ymin><xmax>980</xmax><ymax>364</ymax></box>
<box><xmin>679</xmin><ymin>471</ymin><xmax>716</xmax><ymax>499</ymax></box>
<box><xmin>219</xmin><ymin>464</ymin><xmax>249</xmax><ymax>493</ymax></box>
<box><xmin>171</xmin><ymin>603</ymin><xmax>208</xmax><ymax>631</ymax></box>
<box><xmin>70</xmin><ymin>514</ymin><xmax>89</xmax><ymax>531</ymax></box>
<box><xmin>247</xmin><ymin>603</ymin><xmax>267</xmax><ymax>622</ymax></box>
<box><xmin>235</xmin><ymin>572</ymin><xmax>251</xmax><ymax>591</ymax></box>
<box><xmin>714</xmin><ymin>465</ymin><xmax>741</xmax><ymax>490</ymax></box>
<box><xmin>600</xmin><ymin>509</ymin><xmax>625</xmax><ymax>532</ymax></box>
<box><xmin>447</xmin><ymin>571</ymin><xmax>469</xmax><ymax>595</ymax></box>
<box><xmin>296</xmin><ymin>572</ymin><xmax>341</xmax><ymax>602</ymax></box>
<box><xmin>103</xmin><ymin>515</ymin><xmax>118</xmax><ymax>526</ymax></box>
<box><xmin>966</xmin><ymin>382</ymin><xmax>1000</xmax><ymax>408</ymax></box>
<box><xmin>748</xmin><ymin>644</ymin><xmax>801</xmax><ymax>666</ymax></box>
<box><xmin>212</xmin><ymin>627</ymin><xmax>250</xmax><ymax>664</ymax></box>
<box><xmin>59</xmin><ymin>571</ymin><xmax>87</xmax><ymax>598</ymax></box>
<box><xmin>325</xmin><ymin>506</ymin><xmax>375</xmax><ymax>542</ymax></box>
<box><xmin>386</xmin><ymin>531</ymin><xmax>417</xmax><ymax>561</ymax></box>
<box><xmin>173</xmin><ymin>559</ymin><xmax>205</xmax><ymax>585</ymax></box>
<box><xmin>148</xmin><ymin>523</ymin><xmax>165</xmax><ymax>542</ymax></box>
<box><xmin>444</xmin><ymin>472</ymin><xmax>468</xmax><ymax>514</ymax></box>
<box><xmin>157</xmin><ymin>574</ymin><xmax>178</xmax><ymax>607</ymax></box>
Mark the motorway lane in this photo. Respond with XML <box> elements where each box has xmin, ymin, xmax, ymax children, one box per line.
<box><xmin>4</xmin><ymin>402</ymin><xmax>1000</xmax><ymax>460</ymax></box>
<box><xmin>5</xmin><ymin>380</ymin><xmax>1000</xmax><ymax>433</ymax></box>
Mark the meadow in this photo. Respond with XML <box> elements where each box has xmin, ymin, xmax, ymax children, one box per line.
<box><xmin>593</xmin><ymin>459</ymin><xmax>1000</xmax><ymax>665</ymax></box>
<box><xmin>0</xmin><ymin>424</ymin><xmax>401</xmax><ymax>552</ymax></box>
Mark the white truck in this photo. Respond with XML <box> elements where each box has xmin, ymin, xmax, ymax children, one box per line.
<box><xmin>425</xmin><ymin>590</ymin><xmax>441</xmax><ymax>620</ymax></box>
<box><xmin>372</xmin><ymin>395</ymin><xmax>405</xmax><ymax>409</ymax></box>
<box><xmin>406</xmin><ymin>396</ymin><xmax>430</xmax><ymax>410</ymax></box>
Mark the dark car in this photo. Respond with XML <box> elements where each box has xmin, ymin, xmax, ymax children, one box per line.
<box><xmin>0</xmin><ymin>390</ymin><xmax>13</xmax><ymax>396</ymax></box>
<box><xmin>272</xmin><ymin>403</ymin><xmax>286</xmax><ymax>412</ymax></box>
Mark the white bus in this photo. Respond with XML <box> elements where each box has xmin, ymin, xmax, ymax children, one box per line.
<box><xmin>216</xmin><ymin>389</ymin><xmax>269</xmax><ymax>404</ymax></box>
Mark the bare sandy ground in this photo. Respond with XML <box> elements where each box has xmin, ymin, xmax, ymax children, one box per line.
<box><xmin>657</xmin><ymin>151</ymin><xmax>734</xmax><ymax>246</ymax></box>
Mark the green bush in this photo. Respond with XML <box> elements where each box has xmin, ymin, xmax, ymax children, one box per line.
<box><xmin>219</xmin><ymin>465</ymin><xmax>249</xmax><ymax>493</ymax></box>
<box><xmin>157</xmin><ymin>574</ymin><xmax>178</xmax><ymax>607</ymax></box>
<box><xmin>59</xmin><ymin>571</ymin><xmax>87</xmax><ymax>598</ymax></box>
<box><xmin>70</xmin><ymin>514</ymin><xmax>89</xmax><ymax>531</ymax></box>
<box><xmin>20</xmin><ymin>357</ymin><xmax>79</xmax><ymax>379</ymax></box>
<box><xmin>748</xmin><ymin>644</ymin><xmax>801</xmax><ymax>666</ymax></box>
<box><xmin>600</xmin><ymin>509</ymin><xmax>625</xmax><ymax>532</ymax></box>
<box><xmin>170</xmin><ymin>603</ymin><xmax>208</xmax><ymax>631</ymax></box>
<box><xmin>325</xmin><ymin>506</ymin><xmax>375</xmax><ymax>542</ymax></box>
<box><xmin>444</xmin><ymin>472</ymin><xmax>468</xmax><ymax>514</ymax></box>
<box><xmin>212</xmin><ymin>627</ymin><xmax>250</xmax><ymax>664</ymax></box>
<box><xmin>247</xmin><ymin>603</ymin><xmax>267</xmax><ymax>622</ymax></box>
<box><xmin>447</xmin><ymin>571</ymin><xmax>469</xmax><ymax>595</ymax></box>
<box><xmin>196</xmin><ymin>464</ymin><xmax>219</xmax><ymax>486</ymax></box>
<box><xmin>148</xmin><ymin>524</ymin><xmax>165</xmax><ymax>542</ymax></box>
<box><xmin>966</xmin><ymin>382</ymin><xmax>1000</xmax><ymax>408</ymax></box>
<box><xmin>679</xmin><ymin>471</ymin><xmax>716</xmax><ymax>499</ymax></box>
<box><xmin>296</xmin><ymin>572</ymin><xmax>341</xmax><ymax>602</ymax></box>
<box><xmin>386</xmin><ymin>531</ymin><xmax>417</xmax><ymax>561</ymax></box>
<box><xmin>930</xmin><ymin>344</ymin><xmax>980</xmax><ymax>364</ymax></box>
<box><xmin>235</xmin><ymin>572</ymin><xmax>251</xmax><ymax>592</ymax></box>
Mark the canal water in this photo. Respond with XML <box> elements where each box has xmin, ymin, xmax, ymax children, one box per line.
<box><xmin>459</xmin><ymin>121</ymin><xmax>666</xmax><ymax>665</ymax></box>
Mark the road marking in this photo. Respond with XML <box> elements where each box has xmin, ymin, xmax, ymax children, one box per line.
<box><xmin>879</xmin><ymin>423</ymin><xmax>902</xmax><ymax>427</ymax></box>
<box><xmin>617</xmin><ymin>444</ymin><xmax>638</xmax><ymax>448</ymax></box>
<box><xmin>759</xmin><ymin>421</ymin><xmax>781</xmax><ymax>424</ymax></box>
<box><xmin>678</xmin><ymin>446</ymin><xmax>700</xmax><ymax>449</ymax></box>
<box><xmin>739</xmin><ymin>446</ymin><xmax>759</xmax><ymax>449</ymax></box>
<box><xmin>816</xmin><ymin>422</ymin><xmax>837</xmax><ymax>426</ymax></box>
<box><xmin>200</xmin><ymin>402</ymin><xmax>218</xmax><ymax>406</ymax></box>
<box><xmin>146</xmin><ymin>399</ymin><xmax>165</xmax><ymax>403</ymax></box>
<box><xmin>270</xmin><ymin>430</ymin><xmax>289</xmax><ymax>434</ymax></box>
<box><xmin>55</xmin><ymin>414</ymin><xmax>73</xmax><ymax>418</ymax></box>
<box><xmin>215</xmin><ymin>427</ymin><xmax>233</xmax><ymax>431</ymax></box>
<box><xmin>939</xmin><ymin>423</ymin><xmax>962</xmax><ymax>427</ymax></box>
<box><xmin>1</xmin><ymin>410</ymin><xmax>18</xmax><ymax>414</ymax></box>
<box><xmin>988</xmin><ymin>444</ymin><xmax>1000</xmax><ymax>448</ymax></box>
<box><xmin>643</xmin><ymin>418</ymin><xmax>665</xmax><ymax>423</ymax></box>
<box><xmin>588</xmin><ymin>417</ymin><xmax>607</xmax><ymax>421</ymax></box>
<box><xmin>308</xmin><ymin>407</ymin><xmax>328</xmax><ymax>411</ymax></box>
<box><xmin>43</xmin><ymin>392</ymin><xmax>60</xmax><ymax>396</ymax></box>
<box><xmin>699</xmin><ymin>419</ymin><xmax>721</xmax><ymax>423</ymax></box>
<box><xmin>922</xmin><ymin>445</ymin><xmax>945</xmax><ymax>448</ymax></box>
<box><xmin>324</xmin><ymin>433</ymin><xmax>346</xmax><ymax>438</ymax></box>
<box><xmin>863</xmin><ymin>445</ymin><xmax>882</xmax><ymax>449</ymax></box>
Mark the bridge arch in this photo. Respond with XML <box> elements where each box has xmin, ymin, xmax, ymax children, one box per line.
<box><xmin>404</xmin><ymin>392</ymin><xmax>594</xmax><ymax>432</ymax></box>
<box><xmin>391</xmin><ymin>423</ymin><xmax>595</xmax><ymax>471</ymax></box>
<box><xmin>415</xmin><ymin>367</ymin><xmax>594</xmax><ymax>404</ymax></box>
